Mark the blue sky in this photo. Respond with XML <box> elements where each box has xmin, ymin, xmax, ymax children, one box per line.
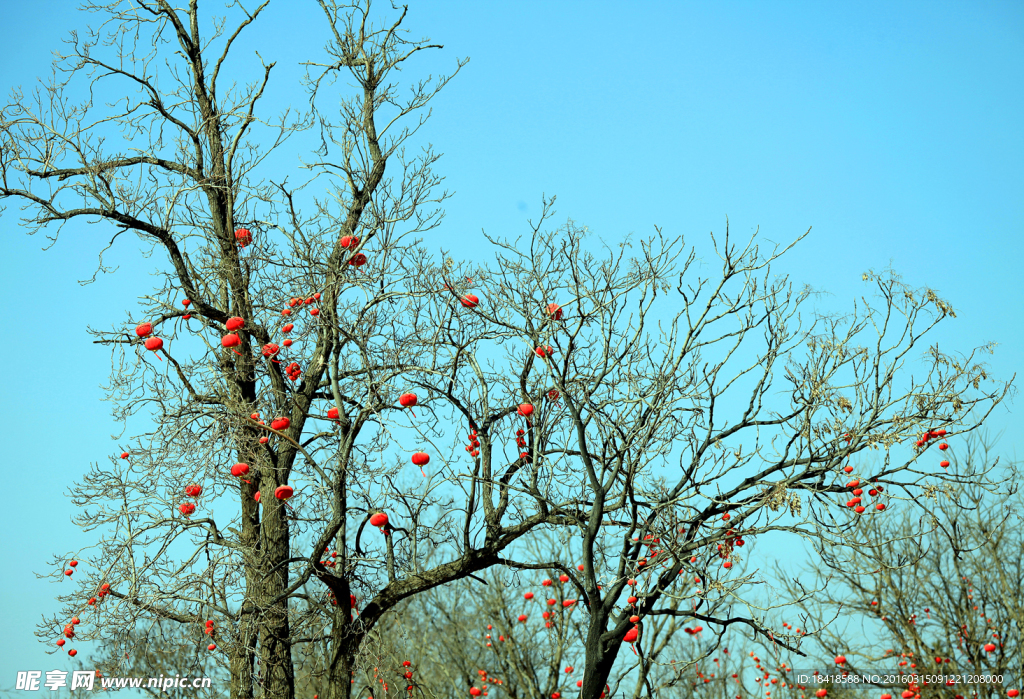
<box><xmin>1</xmin><ymin>0</ymin><xmax>1021</xmax><ymax>690</ymax></box>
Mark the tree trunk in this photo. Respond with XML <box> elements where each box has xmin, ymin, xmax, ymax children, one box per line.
<box><xmin>325</xmin><ymin>614</ymin><xmax>358</xmax><ymax>699</ymax></box>
<box><xmin>257</xmin><ymin>491</ymin><xmax>296</xmax><ymax>698</ymax></box>
<box><xmin>230</xmin><ymin>610</ymin><xmax>257</xmax><ymax>699</ymax></box>
<box><xmin>234</xmin><ymin>433</ymin><xmax>263</xmax><ymax>699</ymax></box>
<box><xmin>580</xmin><ymin>620</ymin><xmax>621</xmax><ymax>699</ymax></box>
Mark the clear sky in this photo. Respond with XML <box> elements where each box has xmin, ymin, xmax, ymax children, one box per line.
<box><xmin>1</xmin><ymin>0</ymin><xmax>1021</xmax><ymax>691</ymax></box>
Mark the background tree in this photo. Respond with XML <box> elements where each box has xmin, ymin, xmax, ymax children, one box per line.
<box><xmin>310</xmin><ymin>533</ymin><xmax>710</xmax><ymax>699</ymax></box>
<box><xmin>389</xmin><ymin>550</ymin><xmax>814</xmax><ymax>699</ymax></box>
<box><xmin>778</xmin><ymin>434</ymin><xmax>1022</xmax><ymax>699</ymax></box>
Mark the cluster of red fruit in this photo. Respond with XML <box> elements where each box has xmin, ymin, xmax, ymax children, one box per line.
<box><xmin>716</xmin><ymin>528</ymin><xmax>744</xmax><ymax>569</ymax></box>
<box><xmin>89</xmin><ymin>582</ymin><xmax>112</xmax><ymax>609</ymax></box>
<box><xmin>631</xmin><ymin>533</ymin><xmax>665</xmax><ymax>572</ymax></box>
<box><xmin>220</xmin><ymin>316</ymin><xmax>246</xmax><ymax>354</ymax></box>
<box><xmin>135</xmin><ymin>285</ymin><xmax>322</xmax><ymax>362</ymax></box>
<box><xmin>283</xmin><ymin>293</ymin><xmax>322</xmax><ymax>317</ymax></box>
<box><xmin>914</xmin><ymin>427</ymin><xmax>947</xmax><ymax>449</ymax></box>
<box><xmin>58</xmin><ymin>615</ymin><xmax>81</xmax><ymax>656</ymax></box>
<box><xmin>249</xmin><ymin>412</ymin><xmax>290</xmax><ymax>443</ymax></box>
<box><xmin>339</xmin><ymin>235</ymin><xmax>366</xmax><ymax>267</ymax></box>
<box><xmin>915</xmin><ymin>427</ymin><xmax>952</xmax><ymax>467</ymax></box>
<box><xmin>465</xmin><ymin>428</ymin><xmax>481</xmax><ymax>458</ymax></box>
<box><xmin>517</xmin><ymin>574</ymin><xmax>581</xmax><ymax>629</ymax></box>
<box><xmin>514</xmin><ymin>426</ymin><xmax>530</xmax><ymax>459</ymax></box>
<box><xmin>325</xmin><ymin>591</ymin><xmax>358</xmax><ymax>614</ymax></box>
<box><xmin>248</xmin><ymin>412</ymin><xmax>269</xmax><ymax>443</ymax></box>
<box><xmin>178</xmin><ymin>484</ymin><xmax>202</xmax><ymax>517</ymax></box>
<box><xmin>136</xmin><ymin>321</ymin><xmax>164</xmax><ymax>356</ymax></box>
<box><xmin>319</xmin><ymin>547</ymin><xmax>340</xmax><ymax>569</ymax></box>
<box><xmin>55</xmin><ymin>566</ymin><xmax>111</xmax><ymax>658</ymax></box>
<box><xmin>467</xmin><ymin>668</ymin><xmax>503</xmax><ymax>697</ymax></box>
<box><xmin>515</xmin><ymin>405</ymin><xmax>535</xmax><ymax>458</ymax></box>
<box><xmin>844</xmin><ymin>478</ymin><xmax>886</xmax><ymax>514</ymax></box>
<box><xmin>483</xmin><ymin>623</ymin><xmax>506</xmax><ymax>646</ymax></box>
<box><xmin>205</xmin><ymin>618</ymin><xmax>217</xmax><ymax>651</ymax></box>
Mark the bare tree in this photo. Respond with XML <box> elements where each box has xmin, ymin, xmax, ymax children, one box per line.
<box><xmin>778</xmin><ymin>434</ymin><xmax>1023</xmax><ymax>699</ymax></box>
<box><xmin>1</xmin><ymin>2</ymin><xmax>568</xmax><ymax>699</ymax></box>
<box><xmin>408</xmin><ymin>205</ymin><xmax>1012</xmax><ymax>699</ymax></box>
